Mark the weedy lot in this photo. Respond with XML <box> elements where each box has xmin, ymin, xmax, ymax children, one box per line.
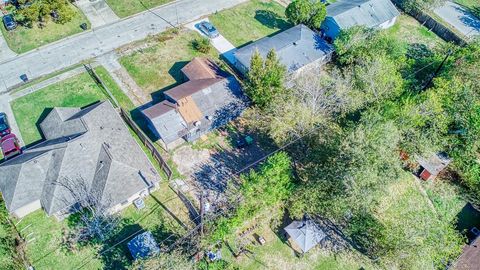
<box><xmin>105</xmin><ymin>0</ymin><xmax>173</xmax><ymax>18</ymax></box>
<box><xmin>119</xmin><ymin>29</ymin><xmax>220</xmax><ymax>94</ymax></box>
<box><xmin>0</xmin><ymin>4</ymin><xmax>90</xmax><ymax>54</ymax></box>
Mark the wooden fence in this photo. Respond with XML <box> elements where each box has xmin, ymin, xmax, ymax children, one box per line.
<box><xmin>119</xmin><ymin>108</ymin><xmax>173</xmax><ymax>180</ymax></box>
<box><xmin>84</xmin><ymin>64</ymin><xmax>173</xmax><ymax>180</ymax></box>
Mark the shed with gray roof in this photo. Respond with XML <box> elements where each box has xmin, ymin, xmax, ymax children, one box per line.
<box><xmin>233</xmin><ymin>24</ymin><xmax>333</xmax><ymax>75</ymax></box>
<box><xmin>321</xmin><ymin>0</ymin><xmax>400</xmax><ymax>39</ymax></box>
<box><xmin>0</xmin><ymin>101</ymin><xmax>160</xmax><ymax>219</ymax></box>
<box><xmin>285</xmin><ymin>218</ymin><xmax>326</xmax><ymax>253</ymax></box>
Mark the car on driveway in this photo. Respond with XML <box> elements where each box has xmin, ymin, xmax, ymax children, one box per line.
<box><xmin>2</xmin><ymin>14</ymin><xmax>17</xmax><ymax>31</ymax></box>
<box><xmin>196</xmin><ymin>21</ymin><xmax>219</xmax><ymax>38</ymax></box>
<box><xmin>0</xmin><ymin>113</ymin><xmax>11</xmax><ymax>137</ymax></box>
<box><xmin>1</xmin><ymin>133</ymin><xmax>21</xmax><ymax>160</ymax></box>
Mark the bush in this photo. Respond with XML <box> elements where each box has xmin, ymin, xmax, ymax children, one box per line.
<box><xmin>192</xmin><ymin>37</ymin><xmax>212</xmax><ymax>53</ymax></box>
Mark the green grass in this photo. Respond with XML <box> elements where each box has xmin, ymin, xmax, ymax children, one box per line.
<box><xmin>220</xmin><ymin>225</ymin><xmax>371</xmax><ymax>270</ymax></box>
<box><xmin>454</xmin><ymin>0</ymin><xmax>479</xmax><ymax>9</ymax></box>
<box><xmin>209</xmin><ymin>0</ymin><xmax>292</xmax><ymax>47</ymax></box>
<box><xmin>120</xmin><ymin>29</ymin><xmax>219</xmax><ymax>94</ymax></box>
<box><xmin>11</xmin><ymin>72</ymin><xmax>106</xmax><ymax>145</ymax></box>
<box><xmin>386</xmin><ymin>14</ymin><xmax>445</xmax><ymax>48</ymax></box>
<box><xmin>15</xmin><ymin>183</ymin><xmax>189</xmax><ymax>270</ymax></box>
<box><xmin>105</xmin><ymin>0</ymin><xmax>173</xmax><ymax>18</ymax></box>
<box><xmin>0</xmin><ymin>5</ymin><xmax>90</xmax><ymax>54</ymax></box>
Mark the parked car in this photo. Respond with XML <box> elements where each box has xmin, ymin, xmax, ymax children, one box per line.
<box><xmin>196</xmin><ymin>21</ymin><xmax>219</xmax><ymax>38</ymax></box>
<box><xmin>0</xmin><ymin>113</ymin><xmax>11</xmax><ymax>137</ymax></box>
<box><xmin>2</xmin><ymin>14</ymin><xmax>17</xmax><ymax>31</ymax></box>
<box><xmin>1</xmin><ymin>133</ymin><xmax>21</xmax><ymax>160</ymax></box>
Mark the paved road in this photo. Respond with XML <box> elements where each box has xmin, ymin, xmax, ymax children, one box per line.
<box><xmin>434</xmin><ymin>1</ymin><xmax>480</xmax><ymax>38</ymax></box>
<box><xmin>0</xmin><ymin>0</ymin><xmax>247</xmax><ymax>93</ymax></box>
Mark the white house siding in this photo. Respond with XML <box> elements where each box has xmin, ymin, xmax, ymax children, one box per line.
<box><xmin>108</xmin><ymin>184</ymin><xmax>159</xmax><ymax>214</ymax></box>
<box><xmin>13</xmin><ymin>200</ymin><xmax>42</xmax><ymax>218</ymax></box>
<box><xmin>378</xmin><ymin>16</ymin><xmax>397</xmax><ymax>29</ymax></box>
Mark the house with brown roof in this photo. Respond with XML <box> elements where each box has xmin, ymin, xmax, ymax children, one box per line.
<box><xmin>142</xmin><ymin>58</ymin><xmax>246</xmax><ymax>148</ymax></box>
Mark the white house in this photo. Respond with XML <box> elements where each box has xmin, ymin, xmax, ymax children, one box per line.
<box><xmin>321</xmin><ymin>0</ymin><xmax>400</xmax><ymax>40</ymax></box>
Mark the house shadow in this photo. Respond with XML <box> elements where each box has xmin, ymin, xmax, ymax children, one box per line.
<box><xmin>254</xmin><ymin>10</ymin><xmax>291</xmax><ymax>30</ymax></box>
<box><xmin>99</xmin><ymin>223</ymin><xmax>143</xmax><ymax>270</ymax></box>
<box><xmin>27</xmin><ymin>107</ymin><xmax>54</xmax><ymax>148</ymax></box>
<box><xmin>455</xmin><ymin>202</ymin><xmax>480</xmax><ymax>243</ymax></box>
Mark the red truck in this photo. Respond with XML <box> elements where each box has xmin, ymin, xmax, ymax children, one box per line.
<box><xmin>1</xmin><ymin>133</ymin><xmax>21</xmax><ymax>160</ymax></box>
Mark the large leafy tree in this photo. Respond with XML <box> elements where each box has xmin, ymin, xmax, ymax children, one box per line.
<box><xmin>17</xmin><ymin>0</ymin><xmax>75</xmax><ymax>26</ymax></box>
<box><xmin>245</xmin><ymin>49</ymin><xmax>286</xmax><ymax>109</ymax></box>
<box><xmin>285</xmin><ymin>0</ymin><xmax>327</xmax><ymax>29</ymax></box>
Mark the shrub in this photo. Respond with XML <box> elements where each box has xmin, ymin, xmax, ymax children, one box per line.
<box><xmin>192</xmin><ymin>37</ymin><xmax>212</xmax><ymax>53</ymax></box>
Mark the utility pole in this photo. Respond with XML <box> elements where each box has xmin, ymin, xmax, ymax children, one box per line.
<box><xmin>421</xmin><ymin>49</ymin><xmax>453</xmax><ymax>91</ymax></box>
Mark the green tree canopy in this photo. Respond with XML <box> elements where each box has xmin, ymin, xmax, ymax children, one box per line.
<box><xmin>285</xmin><ymin>0</ymin><xmax>327</xmax><ymax>29</ymax></box>
<box><xmin>245</xmin><ymin>49</ymin><xmax>286</xmax><ymax>109</ymax></box>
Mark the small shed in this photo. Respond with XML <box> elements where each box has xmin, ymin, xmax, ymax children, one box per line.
<box><xmin>417</xmin><ymin>152</ymin><xmax>451</xmax><ymax>181</ymax></box>
<box><xmin>127</xmin><ymin>231</ymin><xmax>160</xmax><ymax>260</ymax></box>
<box><xmin>284</xmin><ymin>218</ymin><xmax>326</xmax><ymax>253</ymax></box>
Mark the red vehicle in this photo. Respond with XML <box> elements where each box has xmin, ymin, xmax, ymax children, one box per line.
<box><xmin>1</xmin><ymin>133</ymin><xmax>21</xmax><ymax>160</ymax></box>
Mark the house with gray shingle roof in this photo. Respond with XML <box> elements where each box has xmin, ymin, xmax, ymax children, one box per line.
<box><xmin>142</xmin><ymin>58</ymin><xmax>247</xmax><ymax>149</ymax></box>
<box><xmin>321</xmin><ymin>0</ymin><xmax>400</xmax><ymax>39</ymax></box>
<box><xmin>0</xmin><ymin>101</ymin><xmax>160</xmax><ymax>219</ymax></box>
<box><xmin>233</xmin><ymin>24</ymin><xmax>333</xmax><ymax>75</ymax></box>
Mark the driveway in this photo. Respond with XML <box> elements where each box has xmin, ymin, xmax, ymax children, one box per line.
<box><xmin>186</xmin><ymin>18</ymin><xmax>237</xmax><ymax>65</ymax></box>
<box><xmin>434</xmin><ymin>1</ymin><xmax>480</xmax><ymax>38</ymax></box>
<box><xmin>0</xmin><ymin>31</ymin><xmax>16</xmax><ymax>62</ymax></box>
<box><xmin>0</xmin><ymin>0</ymin><xmax>248</xmax><ymax>93</ymax></box>
<box><xmin>76</xmin><ymin>0</ymin><xmax>119</xmax><ymax>28</ymax></box>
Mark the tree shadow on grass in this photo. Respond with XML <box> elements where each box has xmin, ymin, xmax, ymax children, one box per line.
<box><xmin>254</xmin><ymin>10</ymin><xmax>291</xmax><ymax>30</ymax></box>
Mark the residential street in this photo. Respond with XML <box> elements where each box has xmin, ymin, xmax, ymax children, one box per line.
<box><xmin>0</xmin><ymin>0</ymin><xmax>247</xmax><ymax>93</ymax></box>
<box><xmin>434</xmin><ymin>1</ymin><xmax>480</xmax><ymax>38</ymax></box>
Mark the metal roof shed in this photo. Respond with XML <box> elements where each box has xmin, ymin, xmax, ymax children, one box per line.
<box><xmin>284</xmin><ymin>218</ymin><xmax>326</xmax><ymax>253</ymax></box>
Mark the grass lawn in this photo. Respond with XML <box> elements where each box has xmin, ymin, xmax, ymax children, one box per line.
<box><xmin>15</xmin><ymin>182</ymin><xmax>190</xmax><ymax>270</ymax></box>
<box><xmin>386</xmin><ymin>14</ymin><xmax>445</xmax><ymax>49</ymax></box>
<box><xmin>0</xmin><ymin>5</ymin><xmax>90</xmax><ymax>54</ymax></box>
<box><xmin>11</xmin><ymin>71</ymin><xmax>106</xmax><ymax>146</ymax></box>
<box><xmin>120</xmin><ymin>29</ymin><xmax>219</xmax><ymax>94</ymax></box>
<box><xmin>454</xmin><ymin>0</ymin><xmax>479</xmax><ymax>9</ymax></box>
<box><xmin>209</xmin><ymin>0</ymin><xmax>292</xmax><ymax>47</ymax></box>
<box><xmin>105</xmin><ymin>0</ymin><xmax>173</xmax><ymax>18</ymax></box>
<box><xmin>223</xmin><ymin>228</ymin><xmax>371</xmax><ymax>270</ymax></box>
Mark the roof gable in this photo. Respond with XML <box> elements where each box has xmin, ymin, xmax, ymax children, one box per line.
<box><xmin>326</xmin><ymin>0</ymin><xmax>399</xmax><ymax>29</ymax></box>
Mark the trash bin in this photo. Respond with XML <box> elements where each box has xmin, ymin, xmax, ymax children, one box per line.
<box><xmin>20</xmin><ymin>74</ymin><xmax>28</xmax><ymax>82</ymax></box>
<box><xmin>80</xmin><ymin>23</ymin><xmax>88</xmax><ymax>31</ymax></box>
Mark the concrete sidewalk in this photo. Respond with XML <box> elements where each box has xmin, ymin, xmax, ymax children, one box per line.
<box><xmin>0</xmin><ymin>31</ymin><xmax>16</xmax><ymax>63</ymax></box>
<box><xmin>76</xmin><ymin>0</ymin><xmax>120</xmax><ymax>28</ymax></box>
<box><xmin>0</xmin><ymin>0</ymin><xmax>248</xmax><ymax>93</ymax></box>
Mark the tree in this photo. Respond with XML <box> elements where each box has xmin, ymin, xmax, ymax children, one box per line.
<box><xmin>245</xmin><ymin>49</ymin><xmax>286</xmax><ymax>109</ymax></box>
<box><xmin>54</xmin><ymin>176</ymin><xmax>119</xmax><ymax>245</ymax></box>
<box><xmin>285</xmin><ymin>0</ymin><xmax>327</xmax><ymax>29</ymax></box>
<box><xmin>17</xmin><ymin>0</ymin><xmax>76</xmax><ymax>26</ymax></box>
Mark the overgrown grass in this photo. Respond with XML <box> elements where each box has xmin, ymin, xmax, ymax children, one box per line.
<box><xmin>209</xmin><ymin>0</ymin><xmax>292</xmax><ymax>47</ymax></box>
<box><xmin>105</xmin><ymin>0</ymin><xmax>173</xmax><ymax>18</ymax></box>
<box><xmin>120</xmin><ymin>29</ymin><xmax>219</xmax><ymax>94</ymax></box>
<box><xmin>454</xmin><ymin>0</ymin><xmax>478</xmax><ymax>10</ymax></box>
<box><xmin>0</xmin><ymin>200</ymin><xmax>23</xmax><ymax>270</ymax></box>
<box><xmin>0</xmin><ymin>5</ymin><xmax>90</xmax><ymax>54</ymax></box>
<box><xmin>385</xmin><ymin>14</ymin><xmax>445</xmax><ymax>49</ymax></box>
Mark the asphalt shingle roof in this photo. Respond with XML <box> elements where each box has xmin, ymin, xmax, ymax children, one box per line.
<box><xmin>0</xmin><ymin>101</ymin><xmax>160</xmax><ymax>216</ymax></box>
<box><xmin>326</xmin><ymin>0</ymin><xmax>400</xmax><ymax>29</ymax></box>
<box><xmin>234</xmin><ymin>24</ymin><xmax>333</xmax><ymax>73</ymax></box>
